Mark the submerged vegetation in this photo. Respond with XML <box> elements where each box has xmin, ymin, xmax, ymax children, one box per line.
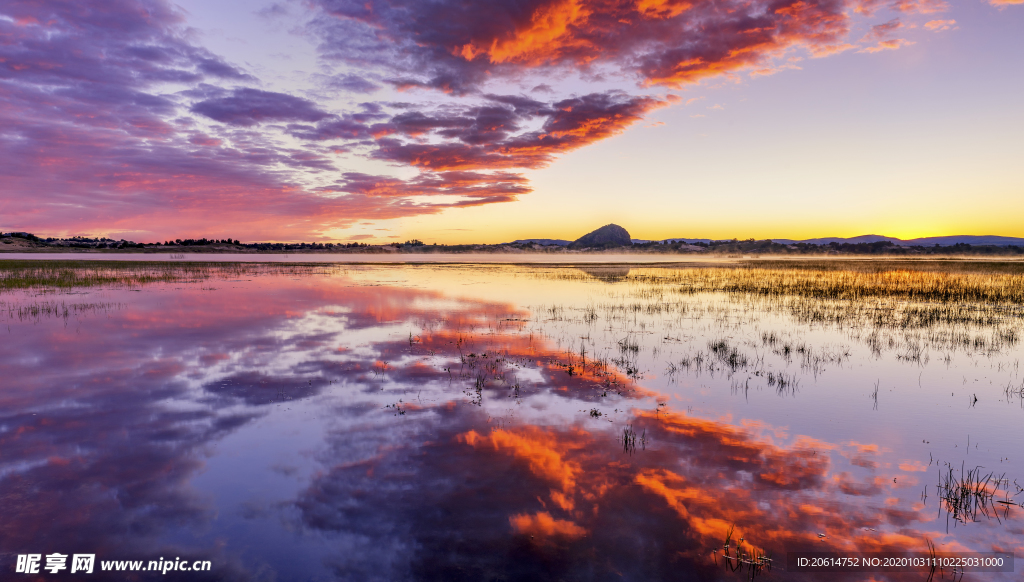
<box><xmin>713</xmin><ymin>526</ymin><xmax>772</xmax><ymax>581</ymax></box>
<box><xmin>2</xmin><ymin>300</ymin><xmax>123</xmax><ymax>323</ymax></box>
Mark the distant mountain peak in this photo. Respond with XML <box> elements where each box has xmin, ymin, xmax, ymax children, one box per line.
<box><xmin>570</xmin><ymin>224</ymin><xmax>632</xmax><ymax>249</ymax></box>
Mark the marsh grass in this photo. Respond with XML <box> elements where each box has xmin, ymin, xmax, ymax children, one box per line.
<box><xmin>0</xmin><ymin>260</ymin><xmax>344</xmax><ymax>292</ymax></box>
<box><xmin>538</xmin><ymin>261</ymin><xmax>1024</xmax><ymax>362</ymax></box>
<box><xmin>2</xmin><ymin>300</ymin><xmax>122</xmax><ymax>323</ymax></box>
<box><xmin>668</xmin><ymin>267</ymin><xmax>1024</xmax><ymax>303</ymax></box>
<box><xmin>540</xmin><ymin>260</ymin><xmax>1024</xmax><ymax>303</ymax></box>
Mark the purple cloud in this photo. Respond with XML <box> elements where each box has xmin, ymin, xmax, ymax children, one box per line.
<box><xmin>191</xmin><ymin>88</ymin><xmax>332</xmax><ymax>126</ymax></box>
<box><xmin>325</xmin><ymin>73</ymin><xmax>381</xmax><ymax>94</ymax></box>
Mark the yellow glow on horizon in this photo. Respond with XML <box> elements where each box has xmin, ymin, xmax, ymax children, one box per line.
<box><xmin>394</xmin><ymin>191</ymin><xmax>1024</xmax><ymax>245</ymax></box>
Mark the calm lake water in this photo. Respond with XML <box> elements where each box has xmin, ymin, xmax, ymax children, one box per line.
<box><xmin>2</xmin><ymin>264</ymin><xmax>1022</xmax><ymax>581</ymax></box>
<box><xmin>0</xmin><ymin>252</ymin><xmax>712</xmax><ymax>264</ymax></box>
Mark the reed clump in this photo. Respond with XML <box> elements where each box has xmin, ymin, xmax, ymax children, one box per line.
<box><xmin>621</xmin><ymin>424</ymin><xmax>646</xmax><ymax>454</ymax></box>
<box><xmin>936</xmin><ymin>462</ymin><xmax>1015</xmax><ymax>531</ymax></box>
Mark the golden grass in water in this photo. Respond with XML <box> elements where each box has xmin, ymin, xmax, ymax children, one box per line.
<box><xmin>658</xmin><ymin>268</ymin><xmax>1024</xmax><ymax>303</ymax></box>
<box><xmin>544</xmin><ymin>260</ymin><xmax>1024</xmax><ymax>304</ymax></box>
<box><xmin>0</xmin><ymin>260</ymin><xmax>344</xmax><ymax>291</ymax></box>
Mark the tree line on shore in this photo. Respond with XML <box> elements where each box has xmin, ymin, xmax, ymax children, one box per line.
<box><xmin>3</xmin><ymin>231</ymin><xmax>1023</xmax><ymax>255</ymax></box>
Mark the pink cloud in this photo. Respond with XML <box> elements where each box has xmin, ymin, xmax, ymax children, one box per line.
<box><xmin>867</xmin><ymin>18</ymin><xmax>904</xmax><ymax>39</ymax></box>
<box><xmin>924</xmin><ymin>19</ymin><xmax>957</xmax><ymax>31</ymax></box>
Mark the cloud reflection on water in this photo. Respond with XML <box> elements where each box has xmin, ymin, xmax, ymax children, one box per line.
<box><xmin>1</xmin><ymin>267</ymin><xmax>1022</xmax><ymax>580</ymax></box>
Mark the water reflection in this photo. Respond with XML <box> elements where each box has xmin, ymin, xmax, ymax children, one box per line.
<box><xmin>1</xmin><ymin>265</ymin><xmax>1022</xmax><ymax>580</ymax></box>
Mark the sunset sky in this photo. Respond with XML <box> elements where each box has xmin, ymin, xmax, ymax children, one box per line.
<box><xmin>1</xmin><ymin>0</ymin><xmax>1021</xmax><ymax>243</ymax></box>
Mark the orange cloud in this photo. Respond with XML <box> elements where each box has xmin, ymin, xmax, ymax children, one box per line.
<box><xmin>509</xmin><ymin>511</ymin><xmax>587</xmax><ymax>539</ymax></box>
<box><xmin>457</xmin><ymin>0</ymin><xmax>592</xmax><ymax>65</ymax></box>
<box><xmin>448</xmin><ymin>0</ymin><xmax>852</xmax><ymax>87</ymax></box>
<box><xmin>635</xmin><ymin>0</ymin><xmax>693</xmax><ymax>19</ymax></box>
<box><xmin>845</xmin><ymin>441</ymin><xmax>880</xmax><ymax>454</ymax></box>
<box><xmin>898</xmin><ymin>461</ymin><xmax>929</xmax><ymax>472</ymax></box>
<box><xmin>461</xmin><ymin>428</ymin><xmax>581</xmax><ymax>492</ymax></box>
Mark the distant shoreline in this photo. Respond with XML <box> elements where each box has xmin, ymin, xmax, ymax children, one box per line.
<box><xmin>3</xmin><ymin>245</ymin><xmax>1024</xmax><ymax>257</ymax></box>
<box><xmin>2</xmin><ymin>252</ymin><xmax>1023</xmax><ymax>266</ymax></box>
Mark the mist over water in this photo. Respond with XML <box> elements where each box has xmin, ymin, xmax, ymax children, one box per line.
<box><xmin>2</xmin><ymin>264</ymin><xmax>1022</xmax><ymax>581</ymax></box>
